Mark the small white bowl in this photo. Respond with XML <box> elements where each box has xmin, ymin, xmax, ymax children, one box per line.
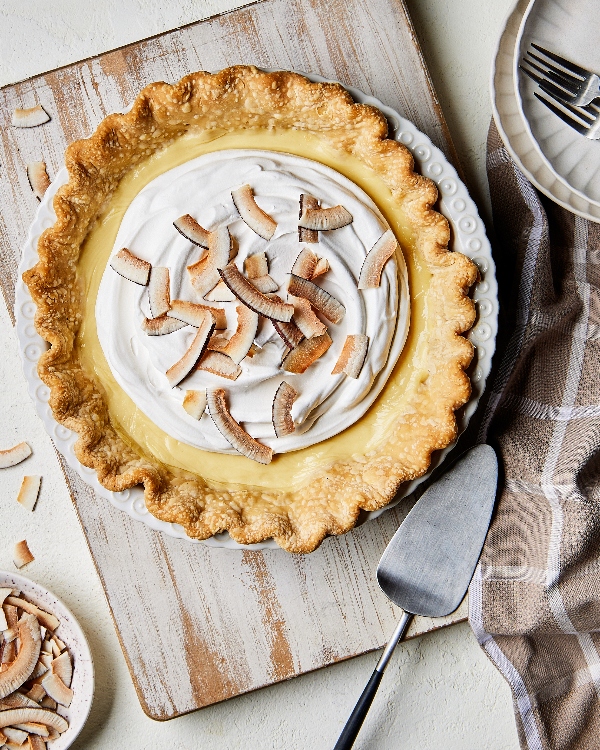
<box><xmin>0</xmin><ymin>571</ymin><xmax>94</xmax><ymax>749</ymax></box>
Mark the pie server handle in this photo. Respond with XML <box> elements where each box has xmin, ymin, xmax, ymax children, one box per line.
<box><xmin>332</xmin><ymin>611</ymin><xmax>412</xmax><ymax>750</ymax></box>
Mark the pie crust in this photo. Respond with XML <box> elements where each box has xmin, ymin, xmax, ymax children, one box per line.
<box><xmin>23</xmin><ymin>66</ymin><xmax>477</xmax><ymax>553</ymax></box>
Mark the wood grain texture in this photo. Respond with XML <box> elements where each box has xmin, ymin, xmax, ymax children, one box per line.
<box><xmin>0</xmin><ymin>0</ymin><xmax>466</xmax><ymax>720</ymax></box>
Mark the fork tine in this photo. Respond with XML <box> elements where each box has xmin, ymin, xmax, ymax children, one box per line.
<box><xmin>539</xmin><ymin>84</ymin><xmax>599</xmax><ymax>120</ymax></box>
<box><xmin>519</xmin><ymin>62</ymin><xmax>545</xmax><ymax>86</ymax></box>
<box><xmin>522</xmin><ymin>57</ymin><xmax>577</xmax><ymax>93</ymax></box>
<box><xmin>537</xmin><ymin>78</ymin><xmax>585</xmax><ymax>106</ymax></box>
<box><xmin>534</xmin><ymin>92</ymin><xmax>590</xmax><ymax>135</ymax></box>
<box><xmin>526</xmin><ymin>52</ymin><xmax>578</xmax><ymax>90</ymax></box>
<box><xmin>531</xmin><ymin>43</ymin><xmax>589</xmax><ymax>78</ymax></box>
<box><xmin>534</xmin><ymin>93</ymin><xmax>589</xmax><ymax>135</ymax></box>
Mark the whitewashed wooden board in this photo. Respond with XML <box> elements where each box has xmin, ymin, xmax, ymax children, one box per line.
<box><xmin>0</xmin><ymin>0</ymin><xmax>467</xmax><ymax>720</ymax></box>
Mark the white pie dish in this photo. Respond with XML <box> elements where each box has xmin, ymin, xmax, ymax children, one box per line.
<box><xmin>0</xmin><ymin>571</ymin><xmax>94</xmax><ymax>750</ymax></box>
<box><xmin>15</xmin><ymin>73</ymin><xmax>497</xmax><ymax>549</ymax></box>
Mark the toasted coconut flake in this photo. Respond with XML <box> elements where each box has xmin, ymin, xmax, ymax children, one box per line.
<box><xmin>31</xmin><ymin>660</ymin><xmax>48</xmax><ymax>680</ymax></box>
<box><xmin>209</xmin><ymin>304</ymin><xmax>258</xmax><ymax>364</ymax></box>
<box><xmin>291</xmin><ymin>247</ymin><xmax>318</xmax><ymax>279</ymax></box>
<box><xmin>204</xmin><ymin>280</ymin><xmax>235</xmax><ymax>302</ymax></box>
<box><xmin>282</xmin><ymin>332</ymin><xmax>332</xmax><ymax>374</ymax></box>
<box><xmin>41</xmin><ymin>672</ymin><xmax>72</xmax><ymax>708</ymax></box>
<box><xmin>0</xmin><ymin>589</ymin><xmax>11</xmax><ymax>631</ymax></box>
<box><xmin>208</xmin><ymin>333</ymin><xmax>228</xmax><ymax>349</ymax></box>
<box><xmin>4</xmin><ymin>599</ymin><xmax>58</xmax><ymax>634</ymax></box>
<box><xmin>1</xmin><ymin>641</ymin><xmax>15</xmax><ymax>665</ymax></box>
<box><xmin>4</xmin><ymin>606</ymin><xmax>18</xmax><ymax>631</ymax></box>
<box><xmin>198</xmin><ymin>351</ymin><xmax>242</xmax><ymax>381</ymax></box>
<box><xmin>166</xmin><ymin>313</ymin><xmax>215</xmax><ymax>387</ymax></box>
<box><xmin>148</xmin><ymin>267</ymin><xmax>171</xmax><ymax>318</ymax></box>
<box><xmin>332</xmin><ymin>334</ymin><xmax>369</xmax><ymax>378</ymax></box>
<box><xmin>0</xmin><ymin>443</ymin><xmax>32</xmax><ymax>470</ymax></box>
<box><xmin>298</xmin><ymin>194</ymin><xmax>319</xmax><ymax>243</ymax></box>
<box><xmin>13</xmin><ymin>541</ymin><xmax>34</xmax><ymax>569</ymax></box>
<box><xmin>28</xmin><ymin>735</ymin><xmax>47</xmax><ymax>750</ymax></box>
<box><xmin>3</xmin><ymin>627</ymin><xmax>18</xmax><ymax>643</ymax></box>
<box><xmin>12</xmin><ymin>105</ymin><xmax>50</xmax><ymax>128</ymax></box>
<box><xmin>110</xmin><ymin>248</ymin><xmax>151</xmax><ymax>286</ymax></box>
<box><xmin>141</xmin><ymin>315</ymin><xmax>186</xmax><ymax>336</ymax></box>
<box><xmin>26</xmin><ymin>684</ymin><xmax>46</xmax><ymax>704</ymax></box>
<box><xmin>186</xmin><ymin>254</ymin><xmax>208</xmax><ymax>280</ymax></box>
<box><xmin>26</xmin><ymin>163</ymin><xmax>51</xmax><ymax>202</ymax></box>
<box><xmin>167</xmin><ymin>300</ymin><xmax>226</xmax><ymax>330</ymax></box>
<box><xmin>16</xmin><ymin>476</ymin><xmax>41</xmax><ymax>513</ymax></box>
<box><xmin>232</xmin><ymin>185</ymin><xmax>277</xmax><ymax>240</ymax></box>
<box><xmin>182</xmin><ymin>390</ymin><xmax>207</xmax><ymax>420</ymax></box>
<box><xmin>358</xmin><ymin>230</ymin><xmax>398</xmax><ymax>289</ymax></box>
<box><xmin>50</xmin><ymin>652</ymin><xmax>71</xmax><ymax>689</ymax></box>
<box><xmin>313</xmin><ymin>257</ymin><xmax>330</xmax><ymax>277</ymax></box>
<box><xmin>291</xmin><ymin>296</ymin><xmax>328</xmax><ymax>339</ymax></box>
<box><xmin>51</xmin><ymin>636</ymin><xmax>65</xmax><ymax>654</ymax></box>
<box><xmin>273</xmin><ymin>320</ymin><xmax>305</xmax><ymax>349</ymax></box>
<box><xmin>3</xmin><ymin>727</ymin><xmax>28</xmax><ymax>744</ymax></box>
<box><xmin>214</xmin><ymin>308</ymin><xmax>229</xmax><ymax>330</ymax></box>
<box><xmin>187</xmin><ymin>225</ymin><xmax>233</xmax><ymax>297</ymax></box>
<box><xmin>287</xmin><ymin>274</ymin><xmax>345</xmax><ymax>324</ymax></box>
<box><xmin>40</xmin><ymin>696</ymin><xmax>56</xmax><ymax>710</ymax></box>
<box><xmin>272</xmin><ymin>382</ymin><xmax>298</xmax><ymax>438</ymax></box>
<box><xmin>244</xmin><ymin>252</ymin><xmax>269</xmax><ymax>279</ymax></box>
<box><xmin>0</xmin><ymin>708</ymin><xmax>67</xmax><ymax>734</ymax></box>
<box><xmin>207</xmin><ymin>389</ymin><xmax>272</xmax><ymax>464</ymax></box>
<box><xmin>0</xmin><ymin>691</ymin><xmax>38</xmax><ymax>710</ymax></box>
<box><xmin>0</xmin><ymin>614</ymin><xmax>41</xmax><ymax>699</ymax></box>
<box><xmin>14</xmin><ymin>722</ymin><xmax>49</xmax><ymax>737</ymax></box>
<box><xmin>299</xmin><ymin>204</ymin><xmax>353</xmax><ymax>231</ymax></box>
<box><xmin>173</xmin><ymin>214</ymin><xmax>211</xmax><ymax>248</ymax></box>
<box><xmin>268</xmin><ymin>296</ymin><xmax>305</xmax><ymax>348</ymax></box>
<box><xmin>249</xmin><ymin>275</ymin><xmax>278</xmax><ymax>294</ymax></box>
<box><xmin>219</xmin><ymin>264</ymin><xmax>293</xmax><ymax>322</ymax></box>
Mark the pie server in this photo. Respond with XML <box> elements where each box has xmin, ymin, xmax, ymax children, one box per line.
<box><xmin>333</xmin><ymin>443</ymin><xmax>498</xmax><ymax>750</ymax></box>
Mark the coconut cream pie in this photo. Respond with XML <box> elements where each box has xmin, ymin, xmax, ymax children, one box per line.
<box><xmin>24</xmin><ymin>66</ymin><xmax>477</xmax><ymax>553</ymax></box>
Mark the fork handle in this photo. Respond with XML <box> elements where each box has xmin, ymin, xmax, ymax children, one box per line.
<box><xmin>333</xmin><ymin>611</ymin><xmax>413</xmax><ymax>750</ymax></box>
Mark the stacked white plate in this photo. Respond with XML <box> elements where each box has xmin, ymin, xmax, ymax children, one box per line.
<box><xmin>492</xmin><ymin>0</ymin><xmax>600</xmax><ymax>221</ymax></box>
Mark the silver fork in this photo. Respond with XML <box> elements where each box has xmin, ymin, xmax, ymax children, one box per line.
<box><xmin>534</xmin><ymin>87</ymin><xmax>600</xmax><ymax>140</ymax></box>
<box><xmin>520</xmin><ymin>43</ymin><xmax>600</xmax><ymax>107</ymax></box>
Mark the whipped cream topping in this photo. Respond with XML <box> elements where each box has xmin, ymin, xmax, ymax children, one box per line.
<box><xmin>96</xmin><ymin>150</ymin><xmax>409</xmax><ymax>455</ymax></box>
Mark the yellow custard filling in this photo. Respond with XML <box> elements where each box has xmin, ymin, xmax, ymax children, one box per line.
<box><xmin>77</xmin><ymin>128</ymin><xmax>431</xmax><ymax>491</ymax></box>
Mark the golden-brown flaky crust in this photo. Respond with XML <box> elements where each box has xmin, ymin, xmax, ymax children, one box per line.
<box><xmin>23</xmin><ymin>66</ymin><xmax>477</xmax><ymax>552</ymax></box>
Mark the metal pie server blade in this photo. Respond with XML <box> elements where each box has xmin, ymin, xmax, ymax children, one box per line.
<box><xmin>333</xmin><ymin>444</ymin><xmax>498</xmax><ymax>750</ymax></box>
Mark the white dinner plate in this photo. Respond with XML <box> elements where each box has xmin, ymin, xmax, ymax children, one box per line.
<box><xmin>0</xmin><ymin>571</ymin><xmax>94</xmax><ymax>750</ymax></box>
<box><xmin>15</xmin><ymin>73</ymin><xmax>497</xmax><ymax>549</ymax></box>
<box><xmin>491</xmin><ymin>0</ymin><xmax>600</xmax><ymax>221</ymax></box>
<box><xmin>516</xmin><ymin>0</ymin><xmax>600</xmax><ymax>209</ymax></box>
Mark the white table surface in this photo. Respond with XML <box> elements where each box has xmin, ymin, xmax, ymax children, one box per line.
<box><xmin>0</xmin><ymin>1</ymin><xmax>520</xmax><ymax>748</ymax></box>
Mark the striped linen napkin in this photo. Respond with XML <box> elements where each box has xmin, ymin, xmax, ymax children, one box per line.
<box><xmin>469</xmin><ymin>122</ymin><xmax>600</xmax><ymax>750</ymax></box>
